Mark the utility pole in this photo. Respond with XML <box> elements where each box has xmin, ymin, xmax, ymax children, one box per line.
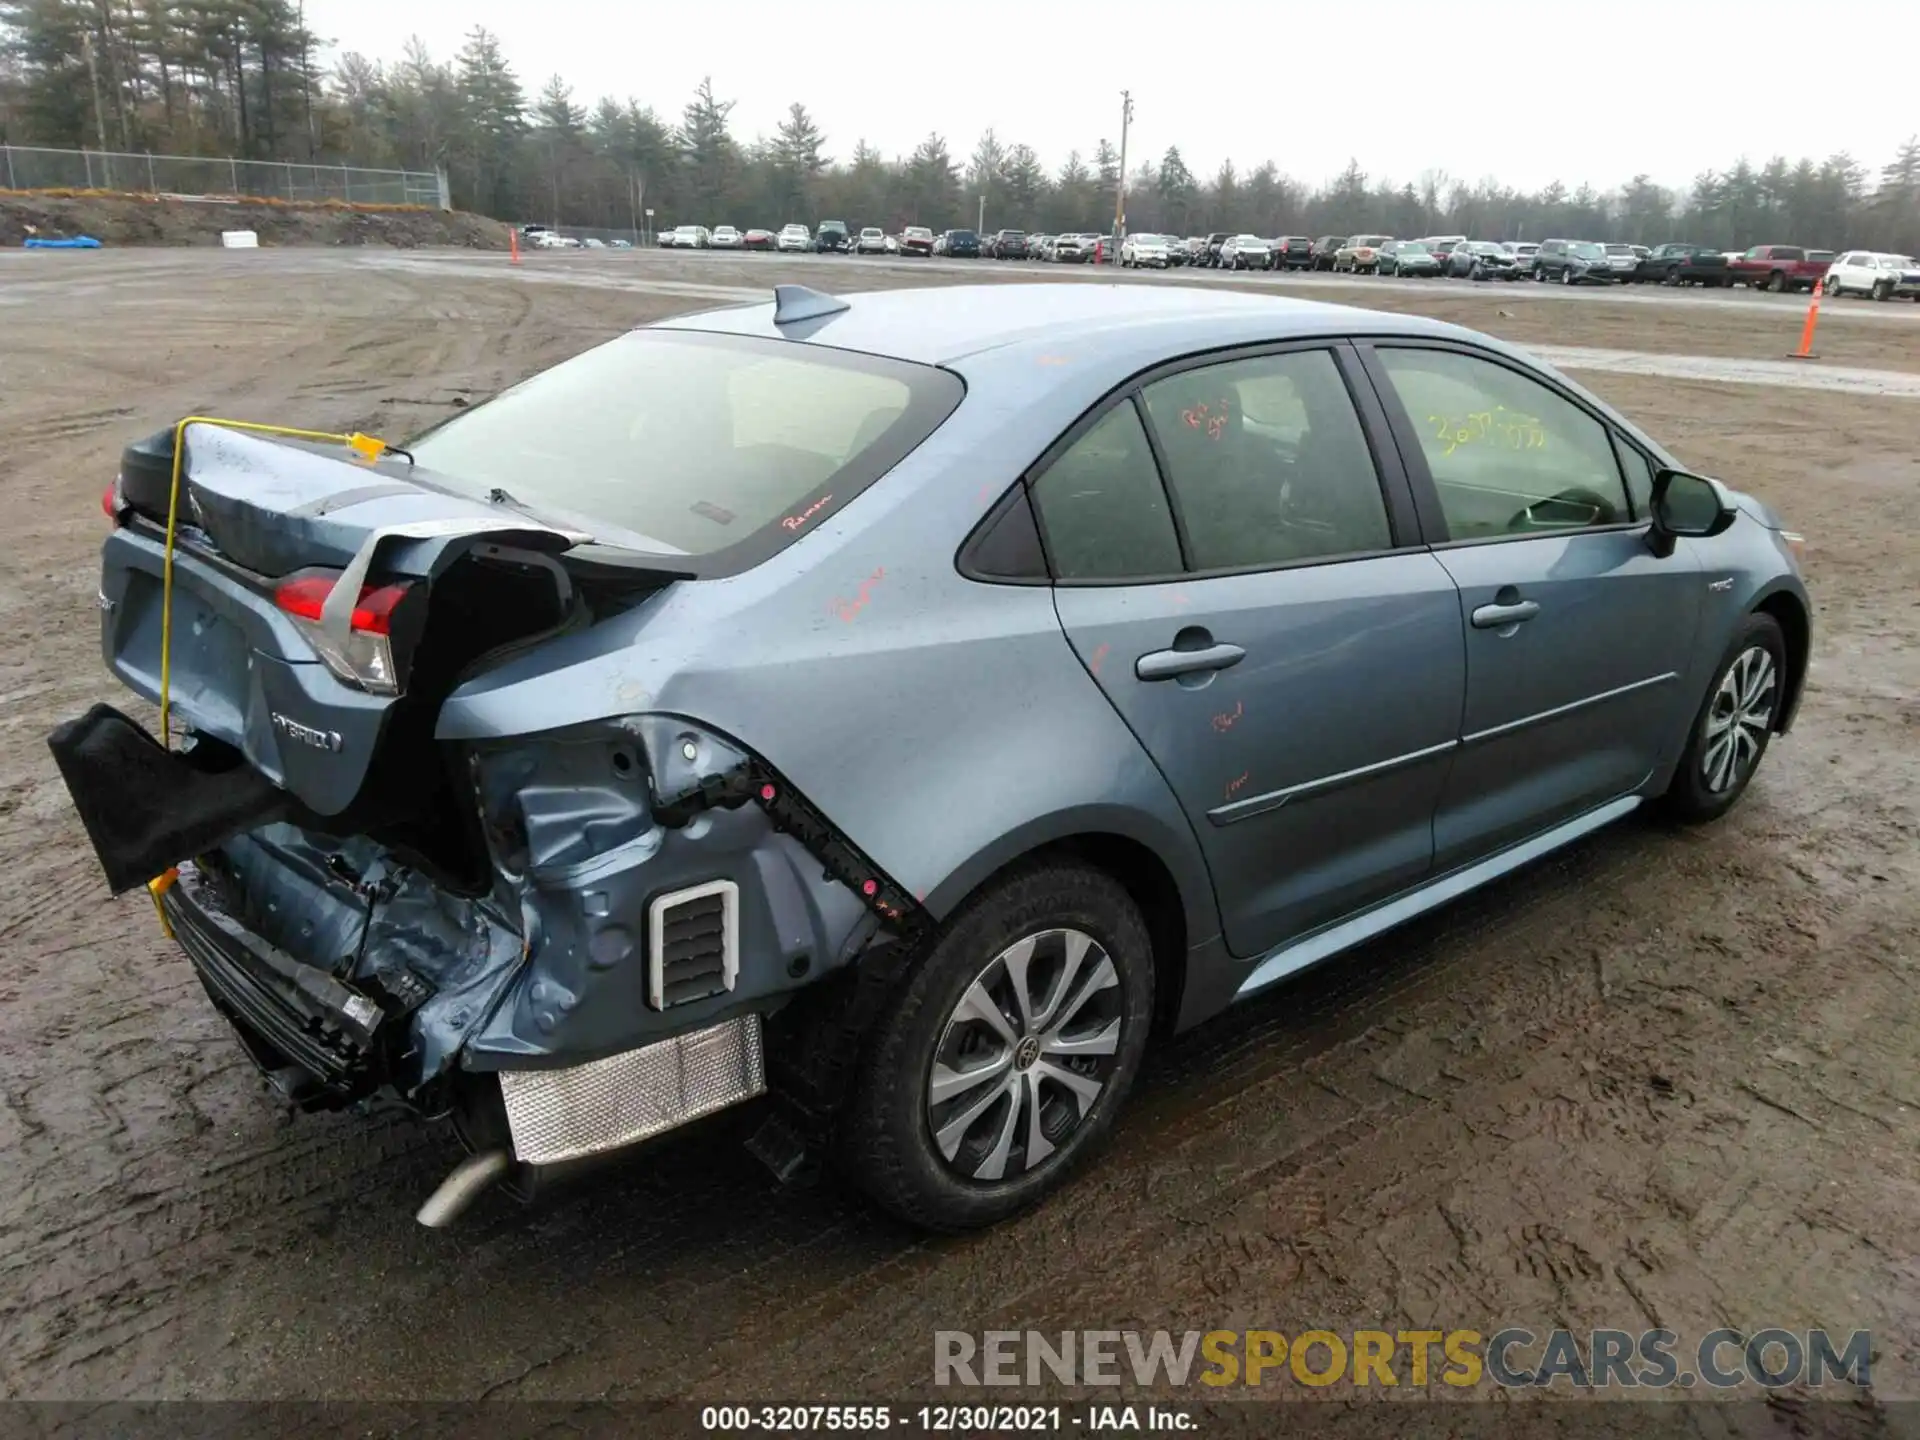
<box><xmin>1113</xmin><ymin>90</ymin><xmax>1134</xmax><ymax>245</ymax></box>
<box><xmin>299</xmin><ymin>0</ymin><xmax>317</xmax><ymax>159</ymax></box>
<box><xmin>977</xmin><ymin>194</ymin><xmax>985</xmax><ymax>235</ymax></box>
<box><xmin>81</xmin><ymin>28</ymin><xmax>109</xmax><ymax>156</ymax></box>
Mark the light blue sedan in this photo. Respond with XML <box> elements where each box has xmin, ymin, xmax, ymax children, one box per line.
<box><xmin>54</xmin><ymin>282</ymin><xmax>1810</xmax><ymax>1232</ymax></box>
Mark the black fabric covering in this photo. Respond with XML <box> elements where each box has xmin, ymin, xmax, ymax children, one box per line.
<box><xmin>46</xmin><ymin>704</ymin><xmax>287</xmax><ymax>894</ymax></box>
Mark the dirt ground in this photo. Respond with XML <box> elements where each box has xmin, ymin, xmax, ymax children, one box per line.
<box><xmin>0</xmin><ymin>192</ymin><xmax>508</xmax><ymax>249</ymax></box>
<box><xmin>0</xmin><ymin>250</ymin><xmax>1915</xmax><ymax>1420</ymax></box>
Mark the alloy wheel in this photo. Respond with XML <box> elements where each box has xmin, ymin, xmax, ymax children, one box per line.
<box><xmin>1701</xmin><ymin>645</ymin><xmax>1778</xmax><ymax>793</ymax></box>
<box><xmin>925</xmin><ymin>928</ymin><xmax>1123</xmax><ymax>1183</ymax></box>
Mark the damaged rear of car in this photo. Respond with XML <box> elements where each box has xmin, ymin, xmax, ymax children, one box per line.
<box><xmin>51</xmin><ymin>314</ymin><xmax>967</xmax><ymax>1222</ymax></box>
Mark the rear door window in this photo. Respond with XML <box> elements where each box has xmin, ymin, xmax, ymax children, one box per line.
<box><xmin>1030</xmin><ymin>402</ymin><xmax>1183</xmax><ymax>581</ymax></box>
<box><xmin>1140</xmin><ymin>350</ymin><xmax>1393</xmax><ymax>571</ymax></box>
<box><xmin>407</xmin><ymin>330</ymin><xmax>963</xmax><ymax>574</ymax></box>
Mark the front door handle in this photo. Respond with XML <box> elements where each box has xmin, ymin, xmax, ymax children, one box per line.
<box><xmin>1471</xmin><ymin>599</ymin><xmax>1541</xmax><ymax>629</ymax></box>
<box><xmin>1136</xmin><ymin>643</ymin><xmax>1246</xmax><ymax>681</ymax></box>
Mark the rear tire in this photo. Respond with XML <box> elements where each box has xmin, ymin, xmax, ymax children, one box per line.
<box><xmin>836</xmin><ymin>861</ymin><xmax>1155</xmax><ymax>1232</ymax></box>
<box><xmin>1659</xmin><ymin>612</ymin><xmax>1787</xmax><ymax>824</ymax></box>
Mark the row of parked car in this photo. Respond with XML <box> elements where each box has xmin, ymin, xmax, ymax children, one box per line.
<box><xmin>658</xmin><ymin>221</ymin><xmax>947</xmax><ymax>256</ymax></box>
<box><xmin>637</xmin><ymin>218</ymin><xmax>1920</xmax><ymax>301</ymax></box>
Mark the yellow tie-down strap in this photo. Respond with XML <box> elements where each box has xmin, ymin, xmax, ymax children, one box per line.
<box><xmin>147</xmin><ymin>867</ymin><xmax>180</xmax><ymax>939</ymax></box>
<box><xmin>149</xmin><ymin>418</ymin><xmax>393</xmax><ymax>904</ymax></box>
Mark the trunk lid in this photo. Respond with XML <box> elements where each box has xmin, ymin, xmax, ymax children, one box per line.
<box><xmin>69</xmin><ymin>422</ymin><xmax>679</xmax><ymax>890</ymax></box>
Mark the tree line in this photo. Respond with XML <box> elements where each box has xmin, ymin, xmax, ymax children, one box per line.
<box><xmin>3</xmin><ymin>4</ymin><xmax>1918</xmax><ymax>251</ymax></box>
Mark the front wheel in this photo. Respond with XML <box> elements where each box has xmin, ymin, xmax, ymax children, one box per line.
<box><xmin>1660</xmin><ymin>613</ymin><xmax>1787</xmax><ymax>824</ymax></box>
<box><xmin>836</xmin><ymin>861</ymin><xmax>1155</xmax><ymax>1231</ymax></box>
<box><xmin>1873</xmin><ymin>280</ymin><xmax>1893</xmax><ymax>301</ymax></box>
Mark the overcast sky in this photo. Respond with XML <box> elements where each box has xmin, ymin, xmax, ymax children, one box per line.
<box><xmin>308</xmin><ymin>0</ymin><xmax>1911</xmax><ymax>195</ymax></box>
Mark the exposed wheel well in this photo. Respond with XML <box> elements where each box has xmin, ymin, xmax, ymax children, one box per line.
<box><xmin>1756</xmin><ymin>591</ymin><xmax>1810</xmax><ymax>733</ymax></box>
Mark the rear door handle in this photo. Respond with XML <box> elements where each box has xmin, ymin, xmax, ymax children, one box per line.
<box><xmin>1135</xmin><ymin>643</ymin><xmax>1246</xmax><ymax>681</ymax></box>
<box><xmin>1471</xmin><ymin>600</ymin><xmax>1540</xmax><ymax>629</ymax></box>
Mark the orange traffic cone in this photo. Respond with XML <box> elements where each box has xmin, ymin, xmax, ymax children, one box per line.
<box><xmin>1790</xmin><ymin>278</ymin><xmax>1822</xmax><ymax>359</ymax></box>
<box><xmin>508</xmin><ymin>225</ymin><xmax>521</xmax><ymax>266</ymax></box>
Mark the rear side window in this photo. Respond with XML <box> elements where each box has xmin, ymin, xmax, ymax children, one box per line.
<box><xmin>1141</xmin><ymin>351</ymin><xmax>1391</xmax><ymax>570</ymax></box>
<box><xmin>408</xmin><ymin>330</ymin><xmax>963</xmax><ymax>574</ymax></box>
<box><xmin>1030</xmin><ymin>403</ymin><xmax>1182</xmax><ymax>581</ymax></box>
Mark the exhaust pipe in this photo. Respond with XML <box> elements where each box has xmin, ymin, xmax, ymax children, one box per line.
<box><xmin>416</xmin><ymin>1148</ymin><xmax>512</xmax><ymax>1228</ymax></box>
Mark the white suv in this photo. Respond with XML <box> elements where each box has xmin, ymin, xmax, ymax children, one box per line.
<box><xmin>1121</xmin><ymin>233</ymin><xmax>1171</xmax><ymax>268</ymax></box>
<box><xmin>669</xmin><ymin>225</ymin><xmax>710</xmax><ymax>249</ymax></box>
<box><xmin>776</xmin><ymin>224</ymin><xmax>811</xmax><ymax>253</ymax></box>
<box><xmin>856</xmin><ymin>227</ymin><xmax>888</xmax><ymax>255</ymax></box>
<box><xmin>1824</xmin><ymin>251</ymin><xmax>1920</xmax><ymax>301</ymax></box>
<box><xmin>710</xmin><ymin>226</ymin><xmax>742</xmax><ymax>249</ymax></box>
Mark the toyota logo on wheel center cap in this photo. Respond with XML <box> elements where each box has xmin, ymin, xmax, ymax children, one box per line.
<box><xmin>1013</xmin><ymin>1036</ymin><xmax>1041</xmax><ymax>1071</ymax></box>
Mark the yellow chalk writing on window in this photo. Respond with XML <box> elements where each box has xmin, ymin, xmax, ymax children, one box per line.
<box><xmin>1426</xmin><ymin>404</ymin><xmax>1546</xmax><ymax>456</ymax></box>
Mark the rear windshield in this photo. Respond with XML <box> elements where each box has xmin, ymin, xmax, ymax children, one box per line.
<box><xmin>951</xmin><ymin>230</ymin><xmax>977</xmax><ymax>241</ymax></box>
<box><xmin>408</xmin><ymin>331</ymin><xmax>965</xmax><ymax>574</ymax></box>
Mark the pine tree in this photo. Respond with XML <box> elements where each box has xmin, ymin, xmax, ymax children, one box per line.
<box><xmin>678</xmin><ymin>74</ymin><xmax>735</xmax><ymax>210</ymax></box>
<box><xmin>453</xmin><ymin>27</ymin><xmax>524</xmax><ymax>216</ymax></box>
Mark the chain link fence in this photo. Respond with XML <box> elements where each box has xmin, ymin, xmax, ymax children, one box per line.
<box><xmin>1</xmin><ymin>145</ymin><xmax>447</xmax><ymax>209</ymax></box>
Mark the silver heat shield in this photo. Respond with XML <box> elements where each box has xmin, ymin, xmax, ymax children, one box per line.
<box><xmin>497</xmin><ymin>1014</ymin><xmax>766</xmax><ymax>1165</ymax></box>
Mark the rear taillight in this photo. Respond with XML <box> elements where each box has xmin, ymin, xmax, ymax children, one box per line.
<box><xmin>101</xmin><ymin>479</ymin><xmax>124</xmax><ymax>523</ymax></box>
<box><xmin>274</xmin><ymin>571</ymin><xmax>412</xmax><ymax>695</ymax></box>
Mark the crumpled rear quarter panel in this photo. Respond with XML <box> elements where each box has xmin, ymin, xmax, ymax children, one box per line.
<box><xmin>435</xmin><ymin>345</ymin><xmax>1224</xmax><ymax>952</ymax></box>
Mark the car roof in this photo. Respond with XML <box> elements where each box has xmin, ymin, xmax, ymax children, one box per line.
<box><xmin>655</xmin><ymin>282</ymin><xmax>1474</xmax><ymax>368</ymax></box>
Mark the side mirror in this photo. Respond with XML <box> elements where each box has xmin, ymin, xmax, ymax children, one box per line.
<box><xmin>1648</xmin><ymin>468</ymin><xmax>1737</xmax><ymax>557</ymax></box>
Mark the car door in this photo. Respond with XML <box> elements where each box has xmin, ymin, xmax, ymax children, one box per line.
<box><xmin>1029</xmin><ymin>342</ymin><xmax>1467</xmax><ymax>959</ymax></box>
<box><xmin>1359</xmin><ymin>341</ymin><xmax>1706</xmax><ymax>869</ymax></box>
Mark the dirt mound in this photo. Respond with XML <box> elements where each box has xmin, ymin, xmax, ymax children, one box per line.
<box><xmin>0</xmin><ymin>190</ymin><xmax>509</xmax><ymax>249</ymax></box>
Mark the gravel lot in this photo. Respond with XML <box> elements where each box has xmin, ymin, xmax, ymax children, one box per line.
<box><xmin>1</xmin><ymin>248</ymin><xmax>1915</xmax><ymax>1416</ymax></box>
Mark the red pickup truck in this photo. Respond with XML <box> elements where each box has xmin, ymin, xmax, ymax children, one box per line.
<box><xmin>1726</xmin><ymin>245</ymin><xmax>1834</xmax><ymax>293</ymax></box>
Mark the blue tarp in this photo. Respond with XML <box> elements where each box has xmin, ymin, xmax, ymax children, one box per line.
<box><xmin>23</xmin><ymin>236</ymin><xmax>103</xmax><ymax>249</ymax></box>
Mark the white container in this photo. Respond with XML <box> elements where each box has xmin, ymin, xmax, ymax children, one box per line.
<box><xmin>220</xmin><ymin>230</ymin><xmax>259</xmax><ymax>249</ymax></box>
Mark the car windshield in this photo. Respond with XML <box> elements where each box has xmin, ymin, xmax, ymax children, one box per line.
<box><xmin>409</xmin><ymin>331</ymin><xmax>964</xmax><ymax>566</ymax></box>
<box><xmin>1401</xmin><ymin>242</ymin><xmax>1431</xmax><ymax>253</ymax></box>
<box><xmin>1605</xmin><ymin>245</ymin><xmax>1633</xmax><ymax>255</ymax></box>
<box><xmin>1571</xmin><ymin>242</ymin><xmax>1606</xmax><ymax>259</ymax></box>
<box><xmin>952</xmin><ymin>230</ymin><xmax>976</xmax><ymax>242</ymax></box>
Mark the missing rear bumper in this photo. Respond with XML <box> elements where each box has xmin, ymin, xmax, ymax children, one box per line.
<box><xmin>162</xmin><ymin>861</ymin><xmax>389</xmax><ymax>1108</ymax></box>
<box><xmin>497</xmin><ymin>1014</ymin><xmax>767</xmax><ymax>1165</ymax></box>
